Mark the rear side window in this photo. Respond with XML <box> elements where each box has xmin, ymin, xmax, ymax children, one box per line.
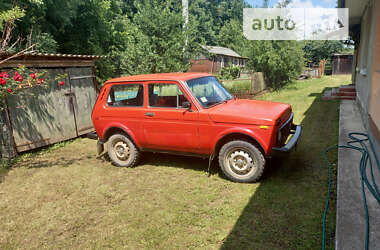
<box><xmin>107</xmin><ymin>84</ymin><xmax>144</xmax><ymax>107</ymax></box>
<box><xmin>148</xmin><ymin>83</ymin><xmax>188</xmax><ymax>108</ymax></box>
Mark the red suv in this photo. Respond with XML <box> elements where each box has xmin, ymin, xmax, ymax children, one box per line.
<box><xmin>91</xmin><ymin>73</ymin><xmax>301</xmax><ymax>183</ymax></box>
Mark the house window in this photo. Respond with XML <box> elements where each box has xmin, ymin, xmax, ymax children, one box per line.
<box><xmin>224</xmin><ymin>57</ymin><xmax>229</xmax><ymax>66</ymax></box>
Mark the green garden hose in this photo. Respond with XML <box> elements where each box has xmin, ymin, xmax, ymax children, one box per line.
<box><xmin>322</xmin><ymin>132</ymin><xmax>380</xmax><ymax>250</ymax></box>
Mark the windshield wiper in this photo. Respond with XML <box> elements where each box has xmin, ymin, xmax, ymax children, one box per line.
<box><xmin>209</xmin><ymin>99</ymin><xmax>230</xmax><ymax>107</ymax></box>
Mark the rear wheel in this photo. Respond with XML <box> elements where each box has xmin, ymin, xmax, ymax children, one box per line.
<box><xmin>218</xmin><ymin>140</ymin><xmax>265</xmax><ymax>183</ymax></box>
<box><xmin>107</xmin><ymin>133</ymin><xmax>140</xmax><ymax>167</ymax></box>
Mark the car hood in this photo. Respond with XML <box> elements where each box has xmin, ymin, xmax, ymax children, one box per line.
<box><xmin>208</xmin><ymin>99</ymin><xmax>291</xmax><ymax>126</ymax></box>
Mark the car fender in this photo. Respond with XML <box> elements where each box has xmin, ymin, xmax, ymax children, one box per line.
<box><xmin>102</xmin><ymin>122</ymin><xmax>141</xmax><ymax>149</ymax></box>
<box><xmin>211</xmin><ymin>127</ymin><xmax>270</xmax><ymax>156</ymax></box>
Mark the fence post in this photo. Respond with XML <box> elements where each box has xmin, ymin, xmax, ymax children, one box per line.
<box><xmin>251</xmin><ymin>73</ymin><xmax>255</xmax><ymax>94</ymax></box>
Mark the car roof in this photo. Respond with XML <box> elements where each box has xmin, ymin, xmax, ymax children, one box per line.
<box><xmin>104</xmin><ymin>72</ymin><xmax>212</xmax><ymax>84</ymax></box>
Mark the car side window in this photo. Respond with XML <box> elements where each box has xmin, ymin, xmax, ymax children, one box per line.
<box><xmin>148</xmin><ymin>83</ymin><xmax>189</xmax><ymax>108</ymax></box>
<box><xmin>107</xmin><ymin>84</ymin><xmax>144</xmax><ymax>107</ymax></box>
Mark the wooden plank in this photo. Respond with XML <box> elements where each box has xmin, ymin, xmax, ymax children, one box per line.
<box><xmin>67</xmin><ymin>67</ymin><xmax>98</xmax><ymax>136</ymax></box>
<box><xmin>70</xmin><ymin>75</ymin><xmax>95</xmax><ymax>80</ymax></box>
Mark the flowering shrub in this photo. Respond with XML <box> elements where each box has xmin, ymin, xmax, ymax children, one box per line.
<box><xmin>0</xmin><ymin>64</ymin><xmax>66</xmax><ymax>104</ymax></box>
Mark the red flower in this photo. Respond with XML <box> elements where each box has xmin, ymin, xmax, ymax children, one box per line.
<box><xmin>59</xmin><ymin>81</ymin><xmax>65</xmax><ymax>86</ymax></box>
<box><xmin>3</xmin><ymin>72</ymin><xmax>9</xmax><ymax>78</ymax></box>
<box><xmin>7</xmin><ymin>88</ymin><xmax>12</xmax><ymax>93</ymax></box>
<box><xmin>0</xmin><ymin>73</ymin><xmax>3</xmax><ymax>78</ymax></box>
<box><xmin>37</xmin><ymin>78</ymin><xmax>44</xmax><ymax>84</ymax></box>
<box><xmin>13</xmin><ymin>72</ymin><xmax>23</xmax><ymax>82</ymax></box>
<box><xmin>0</xmin><ymin>78</ymin><xmax>6</xmax><ymax>85</ymax></box>
<box><xmin>30</xmin><ymin>73</ymin><xmax>36</xmax><ymax>79</ymax></box>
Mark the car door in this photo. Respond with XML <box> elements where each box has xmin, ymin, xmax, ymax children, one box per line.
<box><xmin>104</xmin><ymin>82</ymin><xmax>146</xmax><ymax>143</ymax></box>
<box><xmin>141</xmin><ymin>81</ymin><xmax>200</xmax><ymax>153</ymax></box>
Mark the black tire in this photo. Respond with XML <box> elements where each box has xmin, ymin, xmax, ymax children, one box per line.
<box><xmin>218</xmin><ymin>140</ymin><xmax>265</xmax><ymax>183</ymax></box>
<box><xmin>107</xmin><ymin>133</ymin><xmax>140</xmax><ymax>167</ymax></box>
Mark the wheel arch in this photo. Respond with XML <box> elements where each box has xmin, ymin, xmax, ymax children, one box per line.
<box><xmin>102</xmin><ymin>125</ymin><xmax>141</xmax><ymax>150</ymax></box>
<box><xmin>213</xmin><ymin>132</ymin><xmax>267</xmax><ymax>158</ymax></box>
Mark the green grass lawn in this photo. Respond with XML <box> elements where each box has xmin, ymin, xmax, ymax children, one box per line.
<box><xmin>0</xmin><ymin>75</ymin><xmax>351</xmax><ymax>249</ymax></box>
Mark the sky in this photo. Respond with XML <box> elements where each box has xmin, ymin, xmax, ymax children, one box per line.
<box><xmin>246</xmin><ymin>0</ymin><xmax>338</xmax><ymax>8</ymax></box>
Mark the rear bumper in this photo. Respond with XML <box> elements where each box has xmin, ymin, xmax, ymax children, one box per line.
<box><xmin>272</xmin><ymin>125</ymin><xmax>302</xmax><ymax>152</ymax></box>
<box><xmin>87</xmin><ymin>131</ymin><xmax>98</xmax><ymax>140</ymax></box>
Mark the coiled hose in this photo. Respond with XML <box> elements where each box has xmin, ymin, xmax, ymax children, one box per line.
<box><xmin>322</xmin><ymin>132</ymin><xmax>380</xmax><ymax>250</ymax></box>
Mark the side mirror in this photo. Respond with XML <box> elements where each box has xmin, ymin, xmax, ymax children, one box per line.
<box><xmin>181</xmin><ymin>101</ymin><xmax>192</xmax><ymax>111</ymax></box>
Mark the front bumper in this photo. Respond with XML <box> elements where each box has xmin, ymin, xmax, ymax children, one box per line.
<box><xmin>272</xmin><ymin>124</ymin><xmax>302</xmax><ymax>152</ymax></box>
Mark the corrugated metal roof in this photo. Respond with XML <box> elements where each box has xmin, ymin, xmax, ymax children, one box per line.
<box><xmin>22</xmin><ymin>52</ymin><xmax>105</xmax><ymax>59</ymax></box>
<box><xmin>333</xmin><ymin>53</ymin><xmax>354</xmax><ymax>56</ymax></box>
<box><xmin>0</xmin><ymin>52</ymin><xmax>105</xmax><ymax>59</ymax></box>
<box><xmin>202</xmin><ymin>45</ymin><xmax>247</xmax><ymax>58</ymax></box>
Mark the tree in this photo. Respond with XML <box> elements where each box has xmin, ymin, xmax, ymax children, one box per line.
<box><xmin>0</xmin><ymin>5</ymin><xmax>26</xmax><ymax>55</ymax></box>
<box><xmin>303</xmin><ymin>40</ymin><xmax>352</xmax><ymax>64</ymax></box>
<box><xmin>1</xmin><ymin>0</ymin><xmax>305</xmax><ymax>88</ymax></box>
<box><xmin>246</xmin><ymin>40</ymin><xmax>304</xmax><ymax>89</ymax></box>
<box><xmin>116</xmin><ymin>0</ymin><xmax>200</xmax><ymax>75</ymax></box>
<box><xmin>217</xmin><ymin>19</ymin><xmax>248</xmax><ymax>56</ymax></box>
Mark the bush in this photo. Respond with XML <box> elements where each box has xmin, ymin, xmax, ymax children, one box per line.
<box><xmin>324</xmin><ymin>59</ymin><xmax>333</xmax><ymax>75</ymax></box>
<box><xmin>222</xmin><ymin>79</ymin><xmax>251</xmax><ymax>94</ymax></box>
<box><xmin>220</xmin><ymin>66</ymin><xmax>241</xmax><ymax>80</ymax></box>
<box><xmin>246</xmin><ymin>41</ymin><xmax>304</xmax><ymax>89</ymax></box>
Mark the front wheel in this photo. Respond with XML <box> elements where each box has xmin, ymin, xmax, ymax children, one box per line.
<box><xmin>218</xmin><ymin>140</ymin><xmax>265</xmax><ymax>183</ymax></box>
<box><xmin>107</xmin><ymin>133</ymin><xmax>140</xmax><ymax>167</ymax></box>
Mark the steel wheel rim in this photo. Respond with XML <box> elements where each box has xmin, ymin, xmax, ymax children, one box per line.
<box><xmin>224</xmin><ymin>147</ymin><xmax>256</xmax><ymax>178</ymax></box>
<box><xmin>113</xmin><ymin>140</ymin><xmax>130</xmax><ymax>161</ymax></box>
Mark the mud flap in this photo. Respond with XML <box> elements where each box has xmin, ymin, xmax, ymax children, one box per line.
<box><xmin>208</xmin><ymin>153</ymin><xmax>215</xmax><ymax>176</ymax></box>
<box><xmin>97</xmin><ymin>140</ymin><xmax>104</xmax><ymax>155</ymax></box>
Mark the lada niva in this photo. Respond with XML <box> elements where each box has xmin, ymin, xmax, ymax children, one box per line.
<box><xmin>91</xmin><ymin>72</ymin><xmax>301</xmax><ymax>183</ymax></box>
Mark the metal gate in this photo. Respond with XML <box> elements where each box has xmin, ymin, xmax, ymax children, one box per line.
<box><xmin>6</xmin><ymin>67</ymin><xmax>98</xmax><ymax>152</ymax></box>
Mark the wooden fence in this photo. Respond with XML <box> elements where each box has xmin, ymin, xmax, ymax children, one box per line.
<box><xmin>0</xmin><ymin>54</ymin><xmax>101</xmax><ymax>159</ymax></box>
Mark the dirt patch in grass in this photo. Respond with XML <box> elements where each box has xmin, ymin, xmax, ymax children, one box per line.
<box><xmin>0</xmin><ymin>75</ymin><xmax>351</xmax><ymax>249</ymax></box>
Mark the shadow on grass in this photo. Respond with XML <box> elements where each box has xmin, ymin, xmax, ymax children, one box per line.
<box><xmin>16</xmin><ymin>155</ymin><xmax>93</xmax><ymax>169</ymax></box>
<box><xmin>124</xmin><ymin>152</ymin><xmax>222</xmax><ymax>176</ymax></box>
<box><xmin>0</xmin><ymin>163</ymin><xmax>11</xmax><ymax>184</ymax></box>
<box><xmin>2</xmin><ymin>138</ymin><xmax>81</xmax><ymax>170</ymax></box>
<box><xmin>220</xmin><ymin>88</ymin><xmax>340</xmax><ymax>249</ymax></box>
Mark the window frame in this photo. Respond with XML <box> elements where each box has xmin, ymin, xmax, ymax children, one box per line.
<box><xmin>185</xmin><ymin>76</ymin><xmax>233</xmax><ymax>109</ymax></box>
<box><xmin>147</xmin><ymin>82</ymin><xmax>190</xmax><ymax>109</ymax></box>
<box><xmin>106</xmin><ymin>82</ymin><xmax>144</xmax><ymax>108</ymax></box>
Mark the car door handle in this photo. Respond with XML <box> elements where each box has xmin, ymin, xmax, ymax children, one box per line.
<box><xmin>145</xmin><ymin>112</ymin><xmax>155</xmax><ymax>117</ymax></box>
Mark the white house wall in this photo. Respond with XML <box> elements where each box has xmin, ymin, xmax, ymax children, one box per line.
<box><xmin>355</xmin><ymin>1</ymin><xmax>376</xmax><ymax>114</ymax></box>
<box><xmin>355</xmin><ymin>0</ymin><xmax>380</xmax><ymax>159</ymax></box>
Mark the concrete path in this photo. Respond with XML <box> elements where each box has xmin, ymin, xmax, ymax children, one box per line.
<box><xmin>336</xmin><ymin>100</ymin><xmax>380</xmax><ymax>250</ymax></box>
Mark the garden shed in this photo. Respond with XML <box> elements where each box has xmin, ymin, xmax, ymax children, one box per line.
<box><xmin>332</xmin><ymin>53</ymin><xmax>354</xmax><ymax>75</ymax></box>
<box><xmin>0</xmin><ymin>53</ymin><xmax>103</xmax><ymax>159</ymax></box>
<box><xmin>188</xmin><ymin>45</ymin><xmax>247</xmax><ymax>74</ymax></box>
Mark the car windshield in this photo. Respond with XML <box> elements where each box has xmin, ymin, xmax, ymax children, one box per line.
<box><xmin>186</xmin><ymin>76</ymin><xmax>233</xmax><ymax>108</ymax></box>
